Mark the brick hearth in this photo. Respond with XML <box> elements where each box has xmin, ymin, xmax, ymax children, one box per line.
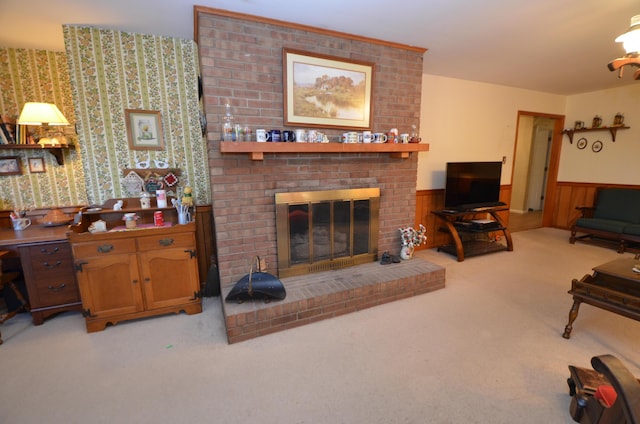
<box><xmin>222</xmin><ymin>257</ymin><xmax>445</xmax><ymax>344</ymax></box>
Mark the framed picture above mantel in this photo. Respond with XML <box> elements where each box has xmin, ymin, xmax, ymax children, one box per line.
<box><xmin>283</xmin><ymin>48</ymin><xmax>374</xmax><ymax>130</ymax></box>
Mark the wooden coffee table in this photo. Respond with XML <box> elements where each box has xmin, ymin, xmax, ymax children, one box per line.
<box><xmin>563</xmin><ymin>258</ymin><xmax>640</xmax><ymax>339</ymax></box>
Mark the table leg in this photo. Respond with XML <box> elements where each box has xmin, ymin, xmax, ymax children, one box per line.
<box><xmin>563</xmin><ymin>298</ymin><xmax>582</xmax><ymax>339</ymax></box>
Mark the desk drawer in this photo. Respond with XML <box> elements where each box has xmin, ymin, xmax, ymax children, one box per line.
<box><xmin>72</xmin><ymin>238</ymin><xmax>136</xmax><ymax>259</ymax></box>
<box><xmin>136</xmin><ymin>232</ymin><xmax>194</xmax><ymax>251</ymax></box>
<box><xmin>31</xmin><ymin>275</ymin><xmax>80</xmax><ymax>306</ymax></box>
<box><xmin>18</xmin><ymin>241</ymin><xmax>81</xmax><ymax>311</ymax></box>
<box><xmin>27</xmin><ymin>242</ymin><xmax>72</xmax><ymax>261</ymax></box>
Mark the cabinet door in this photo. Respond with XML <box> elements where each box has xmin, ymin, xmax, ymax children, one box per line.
<box><xmin>138</xmin><ymin>247</ymin><xmax>200</xmax><ymax>310</ymax></box>
<box><xmin>75</xmin><ymin>253</ymin><xmax>144</xmax><ymax>318</ymax></box>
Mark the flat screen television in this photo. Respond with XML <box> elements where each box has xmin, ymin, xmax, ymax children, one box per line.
<box><xmin>444</xmin><ymin>161</ymin><xmax>504</xmax><ymax>211</ymax></box>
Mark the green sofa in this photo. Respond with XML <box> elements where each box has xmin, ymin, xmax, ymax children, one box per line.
<box><xmin>570</xmin><ymin>188</ymin><xmax>640</xmax><ymax>253</ymax></box>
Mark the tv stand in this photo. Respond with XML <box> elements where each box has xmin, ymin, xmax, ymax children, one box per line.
<box><xmin>432</xmin><ymin>207</ymin><xmax>513</xmax><ymax>261</ymax></box>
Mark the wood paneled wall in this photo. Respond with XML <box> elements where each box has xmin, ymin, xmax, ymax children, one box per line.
<box><xmin>416</xmin><ymin>182</ymin><xmax>640</xmax><ymax>251</ymax></box>
<box><xmin>415</xmin><ymin>186</ymin><xmax>512</xmax><ymax>250</ymax></box>
<box><xmin>549</xmin><ymin>182</ymin><xmax>640</xmax><ymax>230</ymax></box>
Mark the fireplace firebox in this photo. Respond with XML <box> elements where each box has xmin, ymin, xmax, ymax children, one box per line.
<box><xmin>275</xmin><ymin>188</ymin><xmax>380</xmax><ymax>278</ymax></box>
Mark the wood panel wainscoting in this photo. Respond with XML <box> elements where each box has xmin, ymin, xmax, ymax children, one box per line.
<box><xmin>414</xmin><ymin>182</ymin><xmax>640</xmax><ymax>253</ymax></box>
<box><xmin>550</xmin><ymin>182</ymin><xmax>640</xmax><ymax>230</ymax></box>
<box><xmin>414</xmin><ymin>186</ymin><xmax>513</xmax><ymax>251</ymax></box>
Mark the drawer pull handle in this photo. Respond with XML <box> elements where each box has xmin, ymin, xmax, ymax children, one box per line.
<box><xmin>40</xmin><ymin>247</ymin><xmax>60</xmax><ymax>255</ymax></box>
<box><xmin>159</xmin><ymin>238</ymin><xmax>174</xmax><ymax>246</ymax></box>
<box><xmin>43</xmin><ymin>261</ymin><xmax>62</xmax><ymax>268</ymax></box>
<box><xmin>97</xmin><ymin>244</ymin><xmax>114</xmax><ymax>253</ymax></box>
<box><xmin>47</xmin><ymin>283</ymin><xmax>66</xmax><ymax>292</ymax></box>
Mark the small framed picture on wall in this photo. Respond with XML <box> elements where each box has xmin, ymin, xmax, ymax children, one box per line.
<box><xmin>0</xmin><ymin>156</ymin><xmax>22</xmax><ymax>175</ymax></box>
<box><xmin>28</xmin><ymin>157</ymin><xmax>46</xmax><ymax>173</ymax></box>
<box><xmin>125</xmin><ymin>109</ymin><xmax>165</xmax><ymax>151</ymax></box>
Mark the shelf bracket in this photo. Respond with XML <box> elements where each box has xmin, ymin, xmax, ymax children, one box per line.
<box><xmin>47</xmin><ymin>148</ymin><xmax>65</xmax><ymax>165</ymax></box>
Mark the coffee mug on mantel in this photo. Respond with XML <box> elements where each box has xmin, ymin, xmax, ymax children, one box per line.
<box><xmin>256</xmin><ymin>129</ymin><xmax>269</xmax><ymax>142</ymax></box>
<box><xmin>268</xmin><ymin>129</ymin><xmax>282</xmax><ymax>142</ymax></box>
<box><xmin>282</xmin><ymin>130</ymin><xmax>296</xmax><ymax>142</ymax></box>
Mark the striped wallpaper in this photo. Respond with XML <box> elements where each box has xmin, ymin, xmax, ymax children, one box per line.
<box><xmin>0</xmin><ymin>47</ymin><xmax>87</xmax><ymax>210</ymax></box>
<box><xmin>63</xmin><ymin>25</ymin><xmax>210</xmax><ymax>206</ymax></box>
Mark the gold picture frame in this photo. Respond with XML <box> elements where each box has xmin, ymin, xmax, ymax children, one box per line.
<box><xmin>283</xmin><ymin>48</ymin><xmax>374</xmax><ymax>130</ymax></box>
<box><xmin>125</xmin><ymin>109</ymin><xmax>165</xmax><ymax>151</ymax></box>
<box><xmin>0</xmin><ymin>156</ymin><xmax>21</xmax><ymax>175</ymax></box>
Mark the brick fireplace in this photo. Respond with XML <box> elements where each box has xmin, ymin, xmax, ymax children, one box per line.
<box><xmin>196</xmin><ymin>7</ymin><xmax>445</xmax><ymax>343</ymax></box>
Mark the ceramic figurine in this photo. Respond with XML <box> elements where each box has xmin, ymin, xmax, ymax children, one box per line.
<box><xmin>181</xmin><ymin>186</ymin><xmax>193</xmax><ymax>207</ymax></box>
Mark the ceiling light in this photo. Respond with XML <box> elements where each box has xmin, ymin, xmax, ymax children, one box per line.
<box><xmin>608</xmin><ymin>15</ymin><xmax>640</xmax><ymax>79</ymax></box>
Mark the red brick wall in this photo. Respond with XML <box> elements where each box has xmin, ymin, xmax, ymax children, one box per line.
<box><xmin>197</xmin><ymin>9</ymin><xmax>425</xmax><ymax>287</ymax></box>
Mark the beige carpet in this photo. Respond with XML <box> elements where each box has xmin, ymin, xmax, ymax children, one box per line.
<box><xmin>1</xmin><ymin>228</ymin><xmax>639</xmax><ymax>423</ymax></box>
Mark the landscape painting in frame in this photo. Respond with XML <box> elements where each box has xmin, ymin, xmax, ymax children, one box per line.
<box><xmin>283</xmin><ymin>49</ymin><xmax>374</xmax><ymax>130</ymax></box>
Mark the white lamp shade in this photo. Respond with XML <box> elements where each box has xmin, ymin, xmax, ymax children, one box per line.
<box><xmin>17</xmin><ymin>102</ymin><xmax>69</xmax><ymax>125</ymax></box>
<box><xmin>615</xmin><ymin>15</ymin><xmax>640</xmax><ymax>54</ymax></box>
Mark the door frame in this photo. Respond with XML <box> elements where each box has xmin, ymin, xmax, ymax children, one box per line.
<box><xmin>513</xmin><ymin>110</ymin><xmax>565</xmax><ymax>227</ymax></box>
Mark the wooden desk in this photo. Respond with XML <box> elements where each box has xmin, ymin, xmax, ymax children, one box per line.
<box><xmin>563</xmin><ymin>258</ymin><xmax>640</xmax><ymax>339</ymax></box>
<box><xmin>0</xmin><ymin>225</ymin><xmax>82</xmax><ymax>324</ymax></box>
<box><xmin>0</xmin><ymin>225</ymin><xmax>72</xmax><ymax>247</ymax></box>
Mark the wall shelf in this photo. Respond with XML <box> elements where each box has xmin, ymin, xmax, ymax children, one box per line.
<box><xmin>219</xmin><ymin>141</ymin><xmax>430</xmax><ymax>160</ymax></box>
<box><xmin>562</xmin><ymin>126</ymin><xmax>630</xmax><ymax>144</ymax></box>
<box><xmin>0</xmin><ymin>144</ymin><xmax>75</xmax><ymax>165</ymax></box>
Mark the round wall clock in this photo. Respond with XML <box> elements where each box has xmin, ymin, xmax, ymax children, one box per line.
<box><xmin>592</xmin><ymin>140</ymin><xmax>603</xmax><ymax>153</ymax></box>
<box><xmin>576</xmin><ymin>137</ymin><xmax>587</xmax><ymax>150</ymax></box>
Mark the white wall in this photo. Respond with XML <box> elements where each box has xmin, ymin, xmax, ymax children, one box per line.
<box><xmin>417</xmin><ymin>74</ymin><xmax>566</xmax><ymax>190</ymax></box>
<box><xmin>418</xmin><ymin>74</ymin><xmax>640</xmax><ymax>191</ymax></box>
<box><xmin>560</xmin><ymin>84</ymin><xmax>640</xmax><ymax>183</ymax></box>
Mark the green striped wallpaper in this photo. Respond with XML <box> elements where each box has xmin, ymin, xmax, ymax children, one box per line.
<box><xmin>0</xmin><ymin>47</ymin><xmax>87</xmax><ymax>210</ymax></box>
<box><xmin>63</xmin><ymin>26</ymin><xmax>210</xmax><ymax>206</ymax></box>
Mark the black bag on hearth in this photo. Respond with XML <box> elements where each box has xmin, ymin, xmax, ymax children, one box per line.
<box><xmin>225</xmin><ymin>256</ymin><xmax>286</xmax><ymax>303</ymax></box>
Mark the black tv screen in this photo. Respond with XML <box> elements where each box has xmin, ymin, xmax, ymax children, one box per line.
<box><xmin>444</xmin><ymin>161</ymin><xmax>503</xmax><ymax>210</ymax></box>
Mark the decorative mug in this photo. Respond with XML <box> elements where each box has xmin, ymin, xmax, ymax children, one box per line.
<box><xmin>178</xmin><ymin>211</ymin><xmax>191</xmax><ymax>225</ymax></box>
<box><xmin>282</xmin><ymin>130</ymin><xmax>296</xmax><ymax>142</ymax></box>
<box><xmin>399</xmin><ymin>133</ymin><xmax>410</xmax><ymax>143</ymax></box>
<box><xmin>256</xmin><ymin>129</ymin><xmax>268</xmax><ymax>142</ymax></box>
<box><xmin>373</xmin><ymin>133</ymin><xmax>387</xmax><ymax>143</ymax></box>
<box><xmin>362</xmin><ymin>131</ymin><xmax>373</xmax><ymax>143</ymax></box>
<box><xmin>268</xmin><ymin>129</ymin><xmax>281</xmax><ymax>142</ymax></box>
<box><xmin>295</xmin><ymin>129</ymin><xmax>307</xmax><ymax>142</ymax></box>
<box><xmin>11</xmin><ymin>217</ymin><xmax>31</xmax><ymax>231</ymax></box>
<box><xmin>346</xmin><ymin>132</ymin><xmax>359</xmax><ymax>143</ymax></box>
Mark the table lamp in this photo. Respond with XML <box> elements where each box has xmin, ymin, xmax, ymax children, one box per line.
<box><xmin>17</xmin><ymin>102</ymin><xmax>70</xmax><ymax>146</ymax></box>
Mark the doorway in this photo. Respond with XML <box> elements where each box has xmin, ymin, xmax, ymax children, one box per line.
<box><xmin>509</xmin><ymin>111</ymin><xmax>564</xmax><ymax>232</ymax></box>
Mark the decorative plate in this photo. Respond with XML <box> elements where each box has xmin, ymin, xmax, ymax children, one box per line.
<box><xmin>576</xmin><ymin>137</ymin><xmax>587</xmax><ymax>150</ymax></box>
<box><xmin>592</xmin><ymin>140</ymin><xmax>603</xmax><ymax>153</ymax></box>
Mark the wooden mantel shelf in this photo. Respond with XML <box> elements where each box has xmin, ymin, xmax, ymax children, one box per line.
<box><xmin>219</xmin><ymin>141</ymin><xmax>430</xmax><ymax>160</ymax></box>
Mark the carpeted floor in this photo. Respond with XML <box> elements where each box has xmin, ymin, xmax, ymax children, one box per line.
<box><xmin>1</xmin><ymin>227</ymin><xmax>639</xmax><ymax>423</ymax></box>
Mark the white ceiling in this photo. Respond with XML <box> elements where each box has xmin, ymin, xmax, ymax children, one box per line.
<box><xmin>1</xmin><ymin>0</ymin><xmax>639</xmax><ymax>95</ymax></box>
